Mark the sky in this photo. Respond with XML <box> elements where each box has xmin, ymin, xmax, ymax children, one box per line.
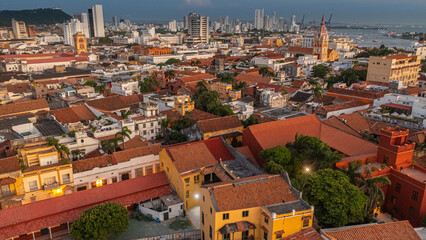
<box><xmin>1</xmin><ymin>0</ymin><xmax>426</xmax><ymax>25</ymax></box>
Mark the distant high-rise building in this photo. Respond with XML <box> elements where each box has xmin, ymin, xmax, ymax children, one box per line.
<box><xmin>169</xmin><ymin>20</ymin><xmax>177</xmax><ymax>32</ymax></box>
<box><xmin>112</xmin><ymin>16</ymin><xmax>118</xmax><ymax>27</ymax></box>
<box><xmin>183</xmin><ymin>16</ymin><xmax>189</xmax><ymax>30</ymax></box>
<box><xmin>27</xmin><ymin>25</ymin><xmax>36</xmax><ymax>38</ymax></box>
<box><xmin>74</xmin><ymin>13</ymin><xmax>90</xmax><ymax>38</ymax></box>
<box><xmin>88</xmin><ymin>4</ymin><xmax>105</xmax><ymax>38</ymax></box>
<box><xmin>254</xmin><ymin>9</ymin><xmax>264</xmax><ymax>30</ymax></box>
<box><xmin>185</xmin><ymin>12</ymin><xmax>209</xmax><ymax>44</ymax></box>
<box><xmin>11</xmin><ymin>19</ymin><xmax>28</xmax><ymax>39</ymax></box>
<box><xmin>289</xmin><ymin>15</ymin><xmax>300</xmax><ymax>33</ymax></box>
<box><xmin>63</xmin><ymin>19</ymin><xmax>82</xmax><ymax>46</ymax></box>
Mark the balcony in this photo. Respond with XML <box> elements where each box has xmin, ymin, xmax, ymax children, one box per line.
<box><xmin>43</xmin><ymin>182</ymin><xmax>59</xmax><ymax>191</ymax></box>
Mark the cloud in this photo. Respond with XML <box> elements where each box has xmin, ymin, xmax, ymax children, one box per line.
<box><xmin>184</xmin><ymin>0</ymin><xmax>211</xmax><ymax>7</ymax></box>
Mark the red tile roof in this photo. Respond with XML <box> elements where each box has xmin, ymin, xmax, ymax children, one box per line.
<box><xmin>235</xmin><ymin>71</ymin><xmax>273</xmax><ymax>85</ymax></box>
<box><xmin>197</xmin><ymin>115</ymin><xmax>242</xmax><ymax>134</ymax></box>
<box><xmin>316</xmin><ymin>101</ymin><xmax>369</xmax><ymax>115</ymax></box>
<box><xmin>385</xmin><ymin>55</ymin><xmax>413</xmax><ymax>60</ymax></box>
<box><xmin>165</xmin><ymin>138</ymin><xmax>233</xmax><ymax>174</ymax></box>
<box><xmin>86</xmin><ymin>94</ymin><xmax>143</xmax><ymax>111</ymax></box>
<box><xmin>206</xmin><ymin>175</ymin><xmax>298</xmax><ymax>211</ymax></box>
<box><xmin>287</xmin><ymin>46</ymin><xmax>314</xmax><ymax>55</ymax></box>
<box><xmin>382</xmin><ymin>103</ymin><xmax>412</xmax><ymax>111</ymax></box>
<box><xmin>0</xmin><ymin>99</ymin><xmax>49</xmax><ymax>117</ymax></box>
<box><xmin>243</xmin><ymin>114</ymin><xmax>378</xmax><ymax>163</ymax></box>
<box><xmin>0</xmin><ymin>173</ymin><xmax>171</xmax><ymax>239</ymax></box>
<box><xmin>50</xmin><ymin>105</ymin><xmax>97</xmax><ymax>124</ymax></box>
<box><xmin>179</xmin><ymin>73</ymin><xmax>216</xmax><ymax>84</ymax></box>
<box><xmin>113</xmin><ymin>144</ymin><xmax>162</xmax><ymax>163</ymax></box>
<box><xmin>72</xmin><ymin>155</ymin><xmax>116</xmax><ymax>173</ymax></box>
<box><xmin>282</xmin><ymin>227</ymin><xmax>322</xmax><ymax>240</ymax></box>
<box><xmin>327</xmin><ymin>87</ymin><xmax>387</xmax><ymax>100</ymax></box>
<box><xmin>0</xmin><ymin>156</ymin><xmax>20</xmax><ymax>174</ymax></box>
<box><xmin>322</xmin><ymin>221</ymin><xmax>421</xmax><ymax>240</ymax></box>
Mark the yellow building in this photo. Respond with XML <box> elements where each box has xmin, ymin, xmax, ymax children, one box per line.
<box><xmin>199</xmin><ymin>175</ymin><xmax>314</xmax><ymax>240</ymax></box>
<box><xmin>196</xmin><ymin>115</ymin><xmax>244</xmax><ymax>142</ymax></box>
<box><xmin>313</xmin><ymin>16</ymin><xmax>329</xmax><ymax>62</ymax></box>
<box><xmin>73</xmin><ymin>32</ymin><xmax>87</xmax><ymax>55</ymax></box>
<box><xmin>0</xmin><ymin>156</ymin><xmax>24</xmax><ymax>208</ymax></box>
<box><xmin>366</xmin><ymin>54</ymin><xmax>421</xmax><ymax>86</ymax></box>
<box><xmin>18</xmin><ymin>142</ymin><xmax>73</xmax><ymax>203</ymax></box>
<box><xmin>174</xmin><ymin>95</ymin><xmax>195</xmax><ymax>115</ymax></box>
<box><xmin>160</xmin><ymin>137</ymin><xmax>262</xmax><ymax>210</ymax></box>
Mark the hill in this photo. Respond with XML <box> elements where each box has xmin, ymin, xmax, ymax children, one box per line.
<box><xmin>0</xmin><ymin>8</ymin><xmax>72</xmax><ymax>27</ymax></box>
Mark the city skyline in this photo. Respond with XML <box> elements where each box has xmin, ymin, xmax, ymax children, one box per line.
<box><xmin>1</xmin><ymin>0</ymin><xmax>426</xmax><ymax>25</ymax></box>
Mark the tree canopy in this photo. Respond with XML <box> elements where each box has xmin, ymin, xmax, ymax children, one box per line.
<box><xmin>195</xmin><ymin>90</ymin><xmax>234</xmax><ymax>117</ymax></box>
<box><xmin>241</xmin><ymin>115</ymin><xmax>259</xmax><ymax>128</ymax></box>
<box><xmin>326</xmin><ymin>68</ymin><xmax>367</xmax><ymax>87</ymax></box>
<box><xmin>260</xmin><ymin>146</ymin><xmax>293</xmax><ymax>174</ymax></box>
<box><xmin>304</xmin><ymin>169</ymin><xmax>368</xmax><ymax>227</ymax></box>
<box><xmin>220</xmin><ymin>73</ymin><xmax>235</xmax><ymax>84</ymax></box>
<box><xmin>312</xmin><ymin>64</ymin><xmax>330</xmax><ymax>79</ymax></box>
<box><xmin>70</xmin><ymin>202</ymin><xmax>130</xmax><ymax>240</ymax></box>
<box><xmin>138</xmin><ymin>76</ymin><xmax>158</xmax><ymax>93</ymax></box>
<box><xmin>355</xmin><ymin>45</ymin><xmax>395</xmax><ymax>58</ymax></box>
<box><xmin>164</xmin><ymin>58</ymin><xmax>181</xmax><ymax>65</ymax></box>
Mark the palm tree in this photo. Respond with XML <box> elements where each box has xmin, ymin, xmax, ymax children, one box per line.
<box><xmin>115</xmin><ymin>126</ymin><xmax>132</xmax><ymax>150</ymax></box>
<box><xmin>360</xmin><ymin>174</ymin><xmax>391</xmax><ymax>214</ymax></box>
<box><xmin>164</xmin><ymin>70</ymin><xmax>175</xmax><ymax>81</ymax></box>
<box><xmin>341</xmin><ymin>161</ymin><xmax>363</xmax><ymax>185</ymax></box>
<box><xmin>312</xmin><ymin>84</ymin><xmax>324</xmax><ymax>99</ymax></box>
<box><xmin>120</xmin><ymin>110</ymin><xmax>132</xmax><ymax>119</ymax></box>
<box><xmin>259</xmin><ymin>67</ymin><xmax>274</xmax><ymax>77</ymax></box>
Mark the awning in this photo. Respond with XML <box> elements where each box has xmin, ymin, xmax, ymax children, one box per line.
<box><xmin>274</xmin><ymin>230</ymin><xmax>285</xmax><ymax>235</ymax></box>
<box><xmin>218</xmin><ymin>221</ymin><xmax>256</xmax><ymax>234</ymax></box>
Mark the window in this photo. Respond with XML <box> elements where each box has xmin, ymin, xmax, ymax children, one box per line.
<box><xmin>29</xmin><ymin>180</ymin><xmax>38</xmax><ymax>191</ymax></box>
<box><xmin>143</xmin><ymin>124</ymin><xmax>146</xmax><ymax>128</ymax></box>
<box><xmin>151</xmin><ymin>129</ymin><xmax>154</xmax><ymax>133</ymax></box>
<box><xmin>264</xmin><ymin>217</ymin><xmax>269</xmax><ymax>224</ymax></box>
<box><xmin>276</xmin><ymin>233</ymin><xmax>282</xmax><ymax>239</ymax></box>
<box><xmin>185</xmin><ymin>178</ymin><xmax>190</xmax><ymax>186</ymax></box>
<box><xmin>395</xmin><ymin>183</ymin><xmax>401</xmax><ymax>193</ymax></box>
<box><xmin>143</xmin><ymin>130</ymin><xmax>147</xmax><ymax>135</ymax></box>
<box><xmin>62</xmin><ymin>174</ymin><xmax>71</xmax><ymax>184</ymax></box>
<box><xmin>409</xmin><ymin>206</ymin><xmax>415</xmax><ymax>215</ymax></box>
<box><xmin>145</xmin><ymin>166</ymin><xmax>153</xmax><ymax>175</ymax></box>
<box><xmin>203</xmin><ymin>195</ymin><xmax>205</xmax><ymax>202</ymax></box>
<box><xmin>412</xmin><ymin>191</ymin><xmax>418</xmax><ymax>201</ymax></box>
<box><xmin>202</xmin><ymin>212</ymin><xmax>204</xmax><ymax>225</ymax></box>
<box><xmin>263</xmin><ymin>232</ymin><xmax>268</xmax><ymax>240</ymax></box>
<box><xmin>242</xmin><ymin>210</ymin><xmax>249</xmax><ymax>217</ymax></box>
<box><xmin>210</xmin><ymin>207</ymin><xmax>212</xmax><ymax>214</ymax></box>
<box><xmin>186</xmin><ymin>190</ymin><xmax>189</xmax><ymax>198</ymax></box>
<box><xmin>303</xmin><ymin>219</ymin><xmax>309</xmax><ymax>228</ymax></box>
<box><xmin>135</xmin><ymin>168</ymin><xmax>143</xmax><ymax>177</ymax></box>
<box><xmin>121</xmin><ymin>173</ymin><xmax>130</xmax><ymax>181</ymax></box>
<box><xmin>155</xmin><ymin>163</ymin><xmax>161</xmax><ymax>172</ymax></box>
<box><xmin>391</xmin><ymin>195</ymin><xmax>396</xmax><ymax>204</ymax></box>
<box><xmin>209</xmin><ymin>226</ymin><xmax>212</xmax><ymax>239</ymax></box>
<box><xmin>112</xmin><ymin>177</ymin><xmax>117</xmax><ymax>183</ymax></box>
<box><xmin>223</xmin><ymin>233</ymin><xmax>230</xmax><ymax>240</ymax></box>
<box><xmin>194</xmin><ymin>175</ymin><xmax>200</xmax><ymax>184</ymax></box>
<box><xmin>1</xmin><ymin>185</ymin><xmax>11</xmax><ymax>196</ymax></box>
<box><xmin>151</xmin><ymin>122</ymin><xmax>154</xmax><ymax>127</ymax></box>
<box><xmin>223</xmin><ymin>213</ymin><xmax>229</xmax><ymax>220</ymax></box>
<box><xmin>167</xmin><ymin>167</ymin><xmax>169</xmax><ymax>172</ymax></box>
<box><xmin>202</xmin><ymin>231</ymin><xmax>205</xmax><ymax>240</ymax></box>
<box><xmin>44</xmin><ymin>176</ymin><xmax>56</xmax><ymax>185</ymax></box>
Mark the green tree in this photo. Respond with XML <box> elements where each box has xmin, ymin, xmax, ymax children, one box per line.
<box><xmin>160</xmin><ymin>118</ymin><xmax>171</xmax><ymax>135</ymax></box>
<box><xmin>94</xmin><ymin>84</ymin><xmax>106</xmax><ymax>93</ymax></box>
<box><xmin>220</xmin><ymin>73</ymin><xmax>235</xmax><ymax>84</ymax></box>
<box><xmin>70</xmin><ymin>202</ymin><xmax>129</xmax><ymax>240</ymax></box>
<box><xmin>312</xmin><ymin>64</ymin><xmax>330</xmax><ymax>79</ymax></box>
<box><xmin>259</xmin><ymin>67</ymin><xmax>274</xmax><ymax>77</ymax></box>
<box><xmin>101</xmin><ymin>139</ymin><xmax>117</xmax><ymax>154</ymax></box>
<box><xmin>163</xmin><ymin>130</ymin><xmax>187</xmax><ymax>145</ymax></box>
<box><xmin>360</xmin><ymin>174</ymin><xmax>391</xmax><ymax>214</ymax></box>
<box><xmin>138</xmin><ymin>76</ymin><xmax>158</xmax><ymax>93</ymax></box>
<box><xmin>71</xmin><ymin>149</ymin><xmax>84</xmax><ymax>161</ymax></box>
<box><xmin>165</xmin><ymin>58</ymin><xmax>181</xmax><ymax>65</ymax></box>
<box><xmin>171</xmin><ymin>113</ymin><xmax>193</xmax><ymax>131</ymax></box>
<box><xmin>212</xmin><ymin>105</ymin><xmax>234</xmax><ymax>117</ymax></box>
<box><xmin>98</xmin><ymin>37</ymin><xmax>114</xmax><ymax>44</ymax></box>
<box><xmin>115</xmin><ymin>127</ymin><xmax>132</xmax><ymax>150</ymax></box>
<box><xmin>196</xmin><ymin>80</ymin><xmax>208</xmax><ymax>93</ymax></box>
<box><xmin>241</xmin><ymin>115</ymin><xmax>259</xmax><ymax>128</ymax></box>
<box><xmin>84</xmin><ymin>80</ymin><xmax>97</xmax><ymax>87</ymax></box>
<box><xmin>341</xmin><ymin>161</ymin><xmax>363</xmax><ymax>185</ymax></box>
<box><xmin>120</xmin><ymin>110</ymin><xmax>132</xmax><ymax>119</ymax></box>
<box><xmin>164</xmin><ymin>70</ymin><xmax>175</xmax><ymax>80</ymax></box>
<box><xmin>260</xmin><ymin>146</ymin><xmax>293</xmax><ymax>174</ymax></box>
<box><xmin>305</xmin><ymin>169</ymin><xmax>368</xmax><ymax>227</ymax></box>
<box><xmin>421</xmin><ymin>60</ymin><xmax>426</xmax><ymax>72</ymax></box>
<box><xmin>195</xmin><ymin>90</ymin><xmax>222</xmax><ymax>113</ymax></box>
<box><xmin>312</xmin><ymin>85</ymin><xmax>324</xmax><ymax>99</ymax></box>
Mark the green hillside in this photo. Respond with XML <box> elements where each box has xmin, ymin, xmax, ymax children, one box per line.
<box><xmin>0</xmin><ymin>8</ymin><xmax>72</xmax><ymax>26</ymax></box>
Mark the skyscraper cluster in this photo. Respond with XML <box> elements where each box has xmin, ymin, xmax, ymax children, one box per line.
<box><xmin>254</xmin><ymin>9</ymin><xmax>290</xmax><ymax>32</ymax></box>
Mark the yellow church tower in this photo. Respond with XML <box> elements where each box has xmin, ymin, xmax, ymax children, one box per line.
<box><xmin>73</xmin><ymin>32</ymin><xmax>87</xmax><ymax>55</ymax></box>
<box><xmin>313</xmin><ymin>16</ymin><xmax>329</xmax><ymax>61</ymax></box>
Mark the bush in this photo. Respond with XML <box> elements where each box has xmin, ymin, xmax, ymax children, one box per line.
<box><xmin>61</xmin><ymin>133</ymin><xmax>66</xmax><ymax>138</ymax></box>
<box><xmin>60</xmin><ymin>158</ymin><xmax>70</xmax><ymax>165</ymax></box>
<box><xmin>371</xmin><ymin>166</ymin><xmax>378</xmax><ymax>171</ymax></box>
<box><xmin>68</xmin><ymin>131</ymin><xmax>76</xmax><ymax>137</ymax></box>
<box><xmin>381</xmin><ymin>163</ymin><xmax>386</xmax><ymax>169</ymax></box>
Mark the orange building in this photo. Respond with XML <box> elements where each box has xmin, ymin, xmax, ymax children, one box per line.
<box><xmin>26</xmin><ymin>25</ymin><xmax>36</xmax><ymax>38</ymax></box>
<box><xmin>132</xmin><ymin>46</ymin><xmax>171</xmax><ymax>56</ymax></box>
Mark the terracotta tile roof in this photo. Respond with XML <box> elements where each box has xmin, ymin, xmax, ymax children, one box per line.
<box><xmin>0</xmin><ymin>156</ymin><xmax>20</xmax><ymax>174</ymax></box>
<box><xmin>5</xmin><ymin>83</ymin><xmax>31</xmax><ymax>93</ymax></box>
<box><xmin>84</xmin><ymin>148</ymin><xmax>103</xmax><ymax>158</ymax></box>
<box><xmin>256</xmin><ymin>83</ymin><xmax>284</xmax><ymax>92</ymax></box>
<box><xmin>165</xmin><ymin>138</ymin><xmax>233</xmax><ymax>174</ymax></box>
<box><xmin>316</xmin><ymin>101</ymin><xmax>369</xmax><ymax>115</ymax></box>
<box><xmin>382</xmin><ymin>103</ymin><xmax>412</xmax><ymax>111</ymax></box>
<box><xmin>0</xmin><ymin>177</ymin><xmax>16</xmax><ymax>186</ymax></box>
<box><xmin>0</xmin><ymin>99</ymin><xmax>49</xmax><ymax>117</ymax></box>
<box><xmin>291</xmin><ymin>79</ymin><xmax>307</xmax><ymax>88</ymax></box>
<box><xmin>287</xmin><ymin>46</ymin><xmax>314</xmax><ymax>55</ymax></box>
<box><xmin>385</xmin><ymin>55</ymin><xmax>412</xmax><ymax>60</ymax></box>
<box><xmin>197</xmin><ymin>115</ymin><xmax>242</xmax><ymax>133</ymax></box>
<box><xmin>72</xmin><ymin>155</ymin><xmax>116</xmax><ymax>173</ymax></box>
<box><xmin>322</xmin><ymin>221</ymin><xmax>421</xmax><ymax>240</ymax></box>
<box><xmin>86</xmin><ymin>94</ymin><xmax>143</xmax><ymax>111</ymax></box>
<box><xmin>160</xmin><ymin>108</ymin><xmax>218</xmax><ymax>123</ymax></box>
<box><xmin>235</xmin><ymin>71</ymin><xmax>273</xmax><ymax>85</ymax></box>
<box><xmin>235</xmin><ymin>146</ymin><xmax>256</xmax><ymax>163</ymax></box>
<box><xmin>0</xmin><ymin>172</ymin><xmax>171</xmax><ymax>239</ymax></box>
<box><xmin>118</xmin><ymin>136</ymin><xmax>149</xmax><ymax>150</ymax></box>
<box><xmin>327</xmin><ymin>87</ymin><xmax>387</xmax><ymax>100</ymax></box>
<box><xmin>282</xmin><ymin>227</ymin><xmax>322</xmax><ymax>240</ymax></box>
<box><xmin>207</xmin><ymin>175</ymin><xmax>298</xmax><ymax>211</ymax></box>
<box><xmin>322</xmin><ymin>116</ymin><xmax>361</xmax><ymax>137</ymax></box>
<box><xmin>50</xmin><ymin>105</ymin><xmax>97</xmax><ymax>124</ymax></box>
<box><xmin>260</xmin><ymin>51</ymin><xmax>285</xmax><ymax>59</ymax></box>
<box><xmin>403</xmin><ymin>87</ymin><xmax>424</xmax><ymax>95</ymax></box>
<box><xmin>160</xmin><ymin>109</ymin><xmax>182</xmax><ymax>121</ymax></box>
<box><xmin>244</xmin><ymin>114</ymin><xmax>377</xmax><ymax>162</ymax></box>
<box><xmin>313</xmin><ymin>95</ymin><xmax>335</xmax><ymax>104</ymax></box>
<box><xmin>113</xmin><ymin>144</ymin><xmax>162</xmax><ymax>163</ymax></box>
<box><xmin>179</xmin><ymin>73</ymin><xmax>216</xmax><ymax>84</ymax></box>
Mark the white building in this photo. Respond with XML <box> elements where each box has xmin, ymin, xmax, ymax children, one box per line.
<box><xmin>89</xmin><ymin>4</ymin><xmax>105</xmax><ymax>38</ymax></box>
<box><xmin>132</xmin><ymin>102</ymin><xmax>166</xmax><ymax>140</ymax></box>
<box><xmin>138</xmin><ymin>193</ymin><xmax>184</xmax><ymax>221</ymax></box>
<box><xmin>63</xmin><ymin>19</ymin><xmax>82</xmax><ymax>46</ymax></box>
<box><xmin>73</xmin><ymin>13</ymin><xmax>90</xmax><ymax>38</ymax></box>
<box><xmin>146</xmin><ymin>54</ymin><xmax>183</xmax><ymax>64</ymax></box>
<box><xmin>111</xmin><ymin>80</ymin><xmax>140</xmax><ymax>96</ymax></box>
<box><xmin>302</xmin><ymin>36</ymin><xmax>314</xmax><ymax>48</ymax></box>
<box><xmin>254</xmin><ymin>9</ymin><xmax>264</xmax><ymax>30</ymax></box>
<box><xmin>411</xmin><ymin>41</ymin><xmax>426</xmax><ymax>60</ymax></box>
<box><xmin>373</xmin><ymin>93</ymin><xmax>426</xmax><ymax>119</ymax></box>
<box><xmin>169</xmin><ymin>20</ymin><xmax>177</xmax><ymax>32</ymax></box>
<box><xmin>11</xmin><ymin>19</ymin><xmax>28</xmax><ymax>39</ymax></box>
<box><xmin>60</xmin><ymin>132</ymin><xmax>100</xmax><ymax>160</ymax></box>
